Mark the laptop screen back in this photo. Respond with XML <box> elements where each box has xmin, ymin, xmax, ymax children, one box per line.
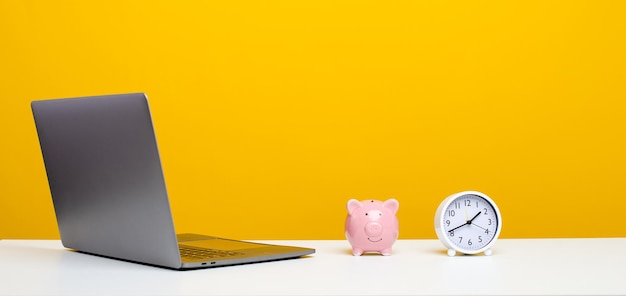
<box><xmin>31</xmin><ymin>93</ymin><xmax>182</xmax><ymax>269</ymax></box>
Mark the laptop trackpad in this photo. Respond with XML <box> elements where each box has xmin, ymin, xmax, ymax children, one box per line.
<box><xmin>180</xmin><ymin>239</ymin><xmax>265</xmax><ymax>251</ymax></box>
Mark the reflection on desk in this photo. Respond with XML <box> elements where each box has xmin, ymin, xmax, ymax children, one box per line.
<box><xmin>1</xmin><ymin>238</ymin><xmax>625</xmax><ymax>295</ymax></box>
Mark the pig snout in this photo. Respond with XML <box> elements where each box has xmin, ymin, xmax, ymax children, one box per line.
<box><xmin>364</xmin><ymin>221</ymin><xmax>383</xmax><ymax>237</ymax></box>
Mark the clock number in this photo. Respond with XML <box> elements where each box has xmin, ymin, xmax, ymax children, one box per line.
<box><xmin>468</xmin><ymin>239</ymin><xmax>472</xmax><ymax>246</ymax></box>
<box><xmin>465</xmin><ymin>200</ymin><xmax>471</xmax><ymax>207</ymax></box>
<box><xmin>447</xmin><ymin>210</ymin><xmax>456</xmax><ymax>217</ymax></box>
<box><xmin>458</xmin><ymin>236</ymin><xmax>463</xmax><ymax>244</ymax></box>
<box><xmin>454</xmin><ymin>202</ymin><xmax>460</xmax><ymax>209</ymax></box>
<box><xmin>485</xmin><ymin>228</ymin><xmax>490</xmax><ymax>234</ymax></box>
<box><xmin>478</xmin><ymin>236</ymin><xmax>483</xmax><ymax>243</ymax></box>
<box><xmin>488</xmin><ymin>219</ymin><xmax>492</xmax><ymax>225</ymax></box>
<box><xmin>483</xmin><ymin>208</ymin><xmax>488</xmax><ymax>215</ymax></box>
<box><xmin>449</xmin><ymin>231</ymin><xmax>454</xmax><ymax>237</ymax></box>
<box><xmin>445</xmin><ymin>220</ymin><xmax>450</xmax><ymax>226</ymax></box>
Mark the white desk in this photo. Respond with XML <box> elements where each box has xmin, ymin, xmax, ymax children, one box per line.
<box><xmin>1</xmin><ymin>238</ymin><xmax>625</xmax><ymax>295</ymax></box>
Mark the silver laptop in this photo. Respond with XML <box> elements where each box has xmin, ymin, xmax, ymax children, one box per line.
<box><xmin>31</xmin><ymin>93</ymin><xmax>315</xmax><ymax>270</ymax></box>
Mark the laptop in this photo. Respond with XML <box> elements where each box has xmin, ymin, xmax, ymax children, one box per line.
<box><xmin>31</xmin><ymin>93</ymin><xmax>315</xmax><ymax>270</ymax></box>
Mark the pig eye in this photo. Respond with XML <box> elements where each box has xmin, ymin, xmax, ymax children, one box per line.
<box><xmin>379</xmin><ymin>213</ymin><xmax>382</xmax><ymax>216</ymax></box>
<box><xmin>365</xmin><ymin>213</ymin><xmax>368</xmax><ymax>216</ymax></box>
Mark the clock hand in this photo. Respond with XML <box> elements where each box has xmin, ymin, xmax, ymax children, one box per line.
<box><xmin>471</xmin><ymin>223</ymin><xmax>487</xmax><ymax>231</ymax></box>
<box><xmin>448</xmin><ymin>211</ymin><xmax>482</xmax><ymax>233</ymax></box>
<box><xmin>468</xmin><ymin>211</ymin><xmax>481</xmax><ymax>224</ymax></box>
<box><xmin>448</xmin><ymin>223</ymin><xmax>467</xmax><ymax>233</ymax></box>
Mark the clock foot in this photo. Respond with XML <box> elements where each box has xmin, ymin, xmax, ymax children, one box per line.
<box><xmin>484</xmin><ymin>248</ymin><xmax>493</xmax><ymax>256</ymax></box>
<box><xmin>447</xmin><ymin>249</ymin><xmax>456</xmax><ymax>256</ymax></box>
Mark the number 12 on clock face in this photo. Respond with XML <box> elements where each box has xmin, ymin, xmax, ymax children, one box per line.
<box><xmin>435</xmin><ymin>191</ymin><xmax>502</xmax><ymax>256</ymax></box>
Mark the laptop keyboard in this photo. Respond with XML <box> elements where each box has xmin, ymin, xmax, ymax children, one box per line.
<box><xmin>179</xmin><ymin>246</ymin><xmax>244</xmax><ymax>260</ymax></box>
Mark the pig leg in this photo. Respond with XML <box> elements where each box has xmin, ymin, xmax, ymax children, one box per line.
<box><xmin>380</xmin><ymin>248</ymin><xmax>392</xmax><ymax>256</ymax></box>
<box><xmin>352</xmin><ymin>248</ymin><xmax>364</xmax><ymax>256</ymax></box>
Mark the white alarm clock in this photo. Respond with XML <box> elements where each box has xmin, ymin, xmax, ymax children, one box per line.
<box><xmin>434</xmin><ymin>191</ymin><xmax>502</xmax><ymax>256</ymax></box>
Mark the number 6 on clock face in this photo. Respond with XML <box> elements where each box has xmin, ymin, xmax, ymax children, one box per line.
<box><xmin>434</xmin><ymin>191</ymin><xmax>502</xmax><ymax>256</ymax></box>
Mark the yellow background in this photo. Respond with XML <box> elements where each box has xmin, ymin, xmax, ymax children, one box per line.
<box><xmin>1</xmin><ymin>1</ymin><xmax>625</xmax><ymax>240</ymax></box>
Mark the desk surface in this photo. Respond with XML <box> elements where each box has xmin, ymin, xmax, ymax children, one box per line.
<box><xmin>1</xmin><ymin>238</ymin><xmax>625</xmax><ymax>295</ymax></box>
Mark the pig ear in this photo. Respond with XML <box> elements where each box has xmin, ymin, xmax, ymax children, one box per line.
<box><xmin>347</xmin><ymin>199</ymin><xmax>363</xmax><ymax>214</ymax></box>
<box><xmin>383</xmin><ymin>198</ymin><xmax>399</xmax><ymax>214</ymax></box>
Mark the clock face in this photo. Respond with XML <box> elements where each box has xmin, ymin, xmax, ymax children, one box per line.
<box><xmin>437</xmin><ymin>192</ymin><xmax>501</xmax><ymax>254</ymax></box>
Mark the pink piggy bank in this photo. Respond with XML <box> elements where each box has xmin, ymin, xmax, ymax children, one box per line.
<box><xmin>345</xmin><ymin>198</ymin><xmax>399</xmax><ymax>256</ymax></box>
